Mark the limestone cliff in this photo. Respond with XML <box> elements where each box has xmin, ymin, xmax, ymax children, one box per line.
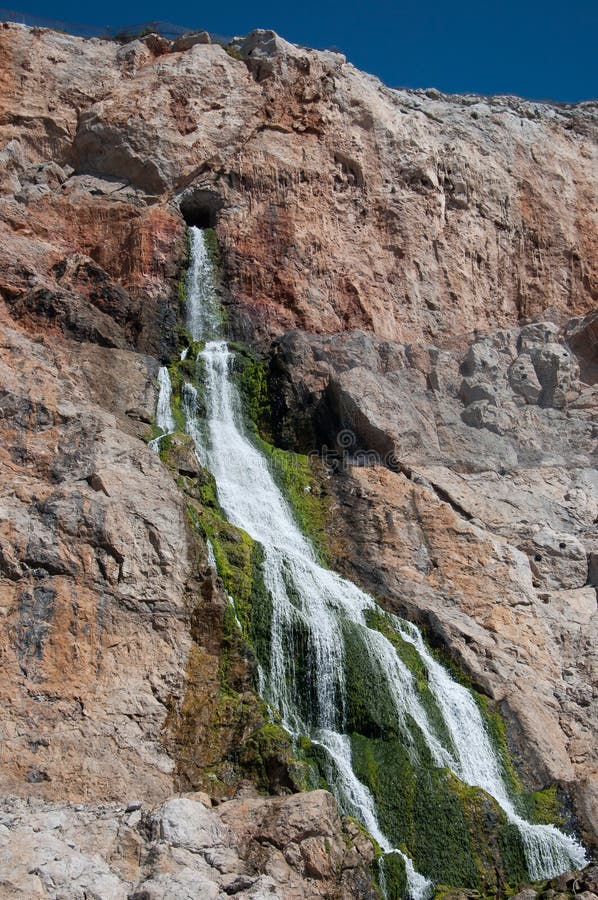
<box><xmin>0</xmin><ymin>20</ymin><xmax>596</xmax><ymax>897</ymax></box>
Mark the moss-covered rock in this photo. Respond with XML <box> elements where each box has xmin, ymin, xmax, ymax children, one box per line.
<box><xmin>379</xmin><ymin>852</ymin><xmax>408</xmax><ymax>900</ymax></box>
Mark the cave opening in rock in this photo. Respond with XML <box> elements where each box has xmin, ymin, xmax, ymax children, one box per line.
<box><xmin>178</xmin><ymin>189</ymin><xmax>224</xmax><ymax>229</ymax></box>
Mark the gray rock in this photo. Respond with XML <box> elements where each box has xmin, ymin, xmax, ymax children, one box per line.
<box><xmin>524</xmin><ymin>528</ymin><xmax>588</xmax><ymax>591</ymax></box>
<box><xmin>530</xmin><ymin>343</ymin><xmax>580</xmax><ymax>408</ymax></box>
<box><xmin>518</xmin><ymin>321</ymin><xmax>560</xmax><ymax>350</ymax></box>
<box><xmin>459</xmin><ymin>377</ymin><xmax>498</xmax><ymax>405</ymax></box>
<box><xmin>508</xmin><ymin>353</ymin><xmax>543</xmax><ymax>403</ymax></box>
<box><xmin>173</xmin><ymin>31</ymin><xmax>211</xmax><ymax>52</ymax></box>
<box><xmin>154</xmin><ymin>797</ymin><xmax>230</xmax><ymax>851</ymax></box>
<box><xmin>462</xmin><ymin>340</ymin><xmax>502</xmax><ymax>377</ymax></box>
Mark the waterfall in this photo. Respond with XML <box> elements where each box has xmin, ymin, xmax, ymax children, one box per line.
<box><xmin>396</xmin><ymin>620</ymin><xmax>587</xmax><ymax>880</ymax></box>
<box><xmin>185</xmin><ymin>225</ymin><xmax>221</xmax><ymax>342</ymax></box>
<box><xmin>148</xmin><ymin>365</ymin><xmax>175</xmax><ymax>452</ymax></box>
<box><xmin>160</xmin><ymin>226</ymin><xmax>587</xmax><ymax>896</ymax></box>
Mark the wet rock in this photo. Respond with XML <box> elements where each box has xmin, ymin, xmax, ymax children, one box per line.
<box><xmin>163</xmin><ymin>433</ymin><xmax>201</xmax><ymax>477</ymax></box>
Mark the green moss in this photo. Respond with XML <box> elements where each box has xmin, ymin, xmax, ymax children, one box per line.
<box><xmin>229</xmin><ymin>344</ymin><xmax>272</xmax><ymax>436</ymax></box>
<box><xmin>145</xmin><ymin>422</ymin><xmax>163</xmax><ymax>442</ymax></box>
<box><xmin>364</xmin><ymin>609</ymin><xmax>455</xmax><ymax>751</ymax></box>
<box><xmin>379</xmin><ymin>852</ymin><xmax>408</xmax><ymax>900</ymax></box>
<box><xmin>203</xmin><ymin>226</ymin><xmax>221</xmax><ymax>267</ymax></box>
<box><xmin>185</xmin><ymin>472</ymin><xmax>274</xmax><ymax>677</ymax></box>
<box><xmin>176</xmin><ymin>228</ymin><xmax>191</xmax><ymax>313</ymax></box>
<box><xmin>342</xmin><ymin>620</ymin><xmax>401</xmax><ymax>738</ymax></box>
<box><xmin>473</xmin><ymin>692</ymin><xmax>522</xmax><ymax>801</ymax></box>
<box><xmin>303</xmin><ymin>614</ymin><xmax>533</xmax><ymax>894</ymax></box>
<box><xmin>228</xmin><ymin>343</ymin><xmax>331</xmax><ymax>562</ymax></box>
<box><xmin>523</xmin><ymin>785</ymin><xmax>564</xmax><ymax>827</ymax></box>
<box><xmin>235</xmin><ymin>720</ymin><xmax>319</xmax><ymax>793</ymax></box>
<box><xmin>349</xmin><ymin>730</ymin><xmax>528</xmax><ymax>891</ymax></box>
<box><xmin>177</xmin><ymin>273</ymin><xmax>187</xmax><ymax>313</ymax></box>
<box><xmin>369</xmin><ymin>610</ymin><xmax>567</xmax><ymax>836</ymax></box>
<box><xmin>260</xmin><ymin>439</ymin><xmax>331</xmax><ymax>563</ymax></box>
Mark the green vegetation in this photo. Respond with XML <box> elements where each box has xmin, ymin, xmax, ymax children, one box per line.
<box><xmin>342</xmin><ymin>619</ymin><xmax>401</xmax><ymax>739</ymax></box>
<box><xmin>203</xmin><ymin>226</ymin><xmax>221</xmax><ymax>267</ymax></box>
<box><xmin>229</xmin><ymin>342</ymin><xmax>331</xmax><ymax>562</ymax></box>
<box><xmin>185</xmin><ymin>486</ymin><xmax>273</xmax><ymax>677</ymax></box>
<box><xmin>380</xmin><ymin>851</ymin><xmax>408</xmax><ymax>900</ymax></box>
<box><xmin>223</xmin><ymin>43</ymin><xmax>244</xmax><ymax>60</ymax></box>
<box><xmin>364</xmin><ymin>608</ymin><xmax>455</xmax><ymax>750</ymax></box>
<box><xmin>523</xmin><ymin>785</ymin><xmax>564</xmax><ymax>827</ymax></box>
<box><xmin>297</xmin><ymin>609</ymin><xmax>553</xmax><ymax>893</ymax></box>
<box><xmin>229</xmin><ymin>343</ymin><xmax>272</xmax><ymax>434</ymax></box>
<box><xmin>176</xmin><ymin>227</ymin><xmax>192</xmax><ymax>314</ymax></box>
<box><xmin>348</xmin><ymin>730</ymin><xmax>528</xmax><ymax>893</ymax></box>
<box><xmin>236</xmin><ymin>720</ymin><xmax>319</xmax><ymax>793</ymax></box>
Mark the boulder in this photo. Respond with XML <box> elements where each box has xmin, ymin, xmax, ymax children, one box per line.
<box><xmin>173</xmin><ymin>31</ymin><xmax>211</xmax><ymax>52</ymax></box>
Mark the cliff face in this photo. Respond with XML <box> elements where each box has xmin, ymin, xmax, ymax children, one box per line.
<box><xmin>0</xmin><ymin>20</ymin><xmax>596</xmax><ymax>894</ymax></box>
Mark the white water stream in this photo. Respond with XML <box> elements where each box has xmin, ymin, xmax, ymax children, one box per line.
<box><xmin>165</xmin><ymin>226</ymin><xmax>587</xmax><ymax>896</ymax></box>
<box><xmin>148</xmin><ymin>365</ymin><xmax>176</xmax><ymax>452</ymax></box>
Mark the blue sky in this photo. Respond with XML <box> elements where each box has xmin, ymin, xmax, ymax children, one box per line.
<box><xmin>15</xmin><ymin>0</ymin><xmax>598</xmax><ymax>101</ymax></box>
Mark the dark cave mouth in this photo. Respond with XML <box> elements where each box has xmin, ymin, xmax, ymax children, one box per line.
<box><xmin>178</xmin><ymin>189</ymin><xmax>224</xmax><ymax>228</ymax></box>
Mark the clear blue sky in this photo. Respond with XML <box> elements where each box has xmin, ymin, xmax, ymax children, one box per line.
<box><xmin>14</xmin><ymin>0</ymin><xmax>598</xmax><ymax>101</ymax></box>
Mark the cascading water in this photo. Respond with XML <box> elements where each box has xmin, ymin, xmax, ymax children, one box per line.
<box><xmin>148</xmin><ymin>365</ymin><xmax>176</xmax><ymax>452</ymax></box>
<box><xmin>396</xmin><ymin>620</ymin><xmax>587</xmax><ymax>880</ymax></box>
<box><xmin>185</xmin><ymin>225</ymin><xmax>221</xmax><ymax>341</ymax></box>
<box><xmin>164</xmin><ymin>226</ymin><xmax>587</xmax><ymax>897</ymax></box>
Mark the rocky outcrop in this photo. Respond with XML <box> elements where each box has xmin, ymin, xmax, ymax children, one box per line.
<box><xmin>272</xmin><ymin>320</ymin><xmax>597</xmax><ymax>847</ymax></box>
<box><xmin>0</xmin><ymin>790</ymin><xmax>377</xmax><ymax>898</ymax></box>
<box><xmin>1</xmin><ymin>23</ymin><xmax>596</xmax><ymax>349</ymax></box>
<box><xmin>0</xmin><ymin>305</ymin><xmax>194</xmax><ymax>802</ymax></box>
<box><xmin>0</xmin><ymin>18</ymin><xmax>596</xmax><ymax>891</ymax></box>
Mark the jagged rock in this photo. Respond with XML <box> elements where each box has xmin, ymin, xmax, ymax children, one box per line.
<box><xmin>3</xmin><ymin>21</ymin><xmax>593</xmax><ymax>341</ymax></box>
<box><xmin>140</xmin><ymin>33</ymin><xmax>173</xmax><ymax>56</ymax></box>
<box><xmin>153</xmin><ymin>796</ymin><xmax>231</xmax><ymax>849</ymax></box>
<box><xmin>163</xmin><ymin>433</ymin><xmax>202</xmax><ymax>476</ymax></box>
<box><xmin>523</xmin><ymin>528</ymin><xmax>588</xmax><ymax>590</ymax></box>
<box><xmin>116</xmin><ymin>39</ymin><xmax>152</xmax><ymax>74</ymax></box>
<box><xmin>580</xmin><ymin>866</ymin><xmax>598</xmax><ymax>893</ymax></box>
<box><xmin>0</xmin><ymin>793</ymin><xmax>377</xmax><ymax>898</ymax></box>
<box><xmin>508</xmin><ymin>354</ymin><xmax>543</xmax><ymax>403</ymax></box>
<box><xmin>566</xmin><ymin>310</ymin><xmax>598</xmax><ymax>384</ymax></box>
<box><xmin>173</xmin><ymin>31</ymin><xmax>212</xmax><ymax>52</ymax></box>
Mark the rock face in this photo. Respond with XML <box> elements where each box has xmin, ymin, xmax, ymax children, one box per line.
<box><xmin>0</xmin><ymin>18</ymin><xmax>596</xmax><ymax>891</ymax></box>
<box><xmin>2</xmin><ymin>23</ymin><xmax>596</xmax><ymax>349</ymax></box>
<box><xmin>273</xmin><ymin>322</ymin><xmax>597</xmax><ymax>844</ymax></box>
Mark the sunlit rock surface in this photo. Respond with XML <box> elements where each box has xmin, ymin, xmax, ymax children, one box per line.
<box><xmin>0</xmin><ymin>19</ymin><xmax>596</xmax><ymax>889</ymax></box>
